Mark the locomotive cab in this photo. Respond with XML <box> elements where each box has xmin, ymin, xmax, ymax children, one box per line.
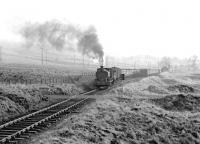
<box><xmin>95</xmin><ymin>66</ymin><xmax>124</xmax><ymax>89</ymax></box>
<box><xmin>95</xmin><ymin>66</ymin><xmax>111</xmax><ymax>88</ymax></box>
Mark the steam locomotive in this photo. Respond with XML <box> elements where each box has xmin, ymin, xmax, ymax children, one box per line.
<box><xmin>95</xmin><ymin>66</ymin><xmax>124</xmax><ymax>88</ymax></box>
<box><xmin>95</xmin><ymin>66</ymin><xmax>161</xmax><ymax>89</ymax></box>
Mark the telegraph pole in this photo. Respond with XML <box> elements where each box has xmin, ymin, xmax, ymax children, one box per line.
<box><xmin>83</xmin><ymin>54</ymin><xmax>85</xmax><ymax>68</ymax></box>
<box><xmin>41</xmin><ymin>47</ymin><xmax>44</xmax><ymax>65</ymax></box>
<box><xmin>74</xmin><ymin>54</ymin><xmax>75</xmax><ymax>64</ymax></box>
<box><xmin>46</xmin><ymin>48</ymin><xmax>47</xmax><ymax>65</ymax></box>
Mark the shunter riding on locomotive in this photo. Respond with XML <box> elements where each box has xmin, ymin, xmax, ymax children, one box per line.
<box><xmin>95</xmin><ymin>66</ymin><xmax>125</xmax><ymax>88</ymax></box>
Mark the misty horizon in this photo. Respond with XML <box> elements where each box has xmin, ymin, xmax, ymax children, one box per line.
<box><xmin>0</xmin><ymin>0</ymin><xmax>200</xmax><ymax>59</ymax></box>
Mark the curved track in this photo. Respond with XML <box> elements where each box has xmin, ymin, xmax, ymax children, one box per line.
<box><xmin>0</xmin><ymin>90</ymin><xmax>97</xmax><ymax>144</ymax></box>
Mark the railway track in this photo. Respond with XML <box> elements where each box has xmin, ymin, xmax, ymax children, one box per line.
<box><xmin>0</xmin><ymin>89</ymin><xmax>97</xmax><ymax>144</ymax></box>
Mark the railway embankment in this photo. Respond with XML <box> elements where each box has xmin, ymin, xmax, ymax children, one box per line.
<box><xmin>0</xmin><ymin>83</ymin><xmax>84</xmax><ymax>124</ymax></box>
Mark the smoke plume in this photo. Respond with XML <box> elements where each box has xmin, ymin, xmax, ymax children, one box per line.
<box><xmin>20</xmin><ymin>21</ymin><xmax>78</xmax><ymax>50</ymax></box>
<box><xmin>78</xmin><ymin>26</ymin><xmax>104</xmax><ymax>62</ymax></box>
<box><xmin>20</xmin><ymin>21</ymin><xmax>104</xmax><ymax>63</ymax></box>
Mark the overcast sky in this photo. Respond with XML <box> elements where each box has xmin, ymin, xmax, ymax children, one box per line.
<box><xmin>0</xmin><ymin>0</ymin><xmax>200</xmax><ymax>58</ymax></box>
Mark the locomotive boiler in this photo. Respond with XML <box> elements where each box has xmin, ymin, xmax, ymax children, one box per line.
<box><xmin>95</xmin><ymin>66</ymin><xmax>124</xmax><ymax>88</ymax></box>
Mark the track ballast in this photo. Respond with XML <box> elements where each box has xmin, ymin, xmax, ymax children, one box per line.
<box><xmin>0</xmin><ymin>90</ymin><xmax>96</xmax><ymax>144</ymax></box>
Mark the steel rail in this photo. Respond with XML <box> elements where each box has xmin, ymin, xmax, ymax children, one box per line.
<box><xmin>0</xmin><ymin>89</ymin><xmax>96</xmax><ymax>143</ymax></box>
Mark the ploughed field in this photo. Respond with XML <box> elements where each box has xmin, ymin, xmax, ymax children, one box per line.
<box><xmin>28</xmin><ymin>72</ymin><xmax>200</xmax><ymax>144</ymax></box>
<box><xmin>0</xmin><ymin>63</ymin><xmax>95</xmax><ymax>124</ymax></box>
